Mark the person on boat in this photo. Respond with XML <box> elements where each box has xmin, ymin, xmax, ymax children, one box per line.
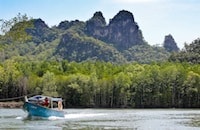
<box><xmin>58</xmin><ymin>101</ymin><xmax>63</xmax><ymax>110</ymax></box>
<box><xmin>42</xmin><ymin>97</ymin><xmax>49</xmax><ymax>107</ymax></box>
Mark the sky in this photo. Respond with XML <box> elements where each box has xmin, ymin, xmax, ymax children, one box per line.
<box><xmin>0</xmin><ymin>0</ymin><xmax>200</xmax><ymax>49</ymax></box>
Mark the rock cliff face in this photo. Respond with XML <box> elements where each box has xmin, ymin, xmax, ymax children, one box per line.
<box><xmin>85</xmin><ymin>11</ymin><xmax>107</xmax><ymax>39</ymax></box>
<box><xmin>26</xmin><ymin>19</ymin><xmax>57</xmax><ymax>43</ymax></box>
<box><xmin>85</xmin><ymin>10</ymin><xmax>145</xmax><ymax>51</ymax></box>
<box><xmin>107</xmin><ymin>10</ymin><xmax>145</xmax><ymax>50</ymax></box>
<box><xmin>163</xmin><ymin>34</ymin><xmax>179</xmax><ymax>52</ymax></box>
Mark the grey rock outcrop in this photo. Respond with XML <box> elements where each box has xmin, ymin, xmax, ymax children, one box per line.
<box><xmin>85</xmin><ymin>10</ymin><xmax>146</xmax><ymax>51</ymax></box>
<box><xmin>163</xmin><ymin>34</ymin><xmax>179</xmax><ymax>52</ymax></box>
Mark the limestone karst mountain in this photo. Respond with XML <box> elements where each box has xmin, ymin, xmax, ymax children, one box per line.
<box><xmin>0</xmin><ymin>10</ymin><xmax>171</xmax><ymax>63</ymax></box>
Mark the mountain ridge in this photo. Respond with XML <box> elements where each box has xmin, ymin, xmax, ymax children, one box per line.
<box><xmin>0</xmin><ymin>10</ymin><xmax>172</xmax><ymax>63</ymax></box>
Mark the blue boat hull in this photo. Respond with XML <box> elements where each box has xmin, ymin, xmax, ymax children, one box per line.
<box><xmin>23</xmin><ymin>102</ymin><xmax>65</xmax><ymax>118</ymax></box>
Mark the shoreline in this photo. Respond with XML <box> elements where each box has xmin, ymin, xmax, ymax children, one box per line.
<box><xmin>0</xmin><ymin>102</ymin><xmax>23</xmax><ymax>108</ymax></box>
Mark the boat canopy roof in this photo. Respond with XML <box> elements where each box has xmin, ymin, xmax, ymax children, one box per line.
<box><xmin>28</xmin><ymin>95</ymin><xmax>63</xmax><ymax>102</ymax></box>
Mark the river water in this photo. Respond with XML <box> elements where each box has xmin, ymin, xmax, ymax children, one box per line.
<box><xmin>0</xmin><ymin>108</ymin><xmax>200</xmax><ymax>130</ymax></box>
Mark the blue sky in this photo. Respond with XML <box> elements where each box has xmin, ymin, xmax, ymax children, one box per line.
<box><xmin>0</xmin><ymin>0</ymin><xmax>200</xmax><ymax>49</ymax></box>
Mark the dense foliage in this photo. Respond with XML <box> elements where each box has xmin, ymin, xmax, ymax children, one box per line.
<box><xmin>169</xmin><ymin>38</ymin><xmax>200</xmax><ymax>64</ymax></box>
<box><xmin>0</xmin><ymin>60</ymin><xmax>199</xmax><ymax>108</ymax></box>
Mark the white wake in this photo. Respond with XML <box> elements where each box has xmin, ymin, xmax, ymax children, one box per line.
<box><xmin>65</xmin><ymin>113</ymin><xmax>106</xmax><ymax>119</ymax></box>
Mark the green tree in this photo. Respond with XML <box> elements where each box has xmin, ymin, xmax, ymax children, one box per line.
<box><xmin>0</xmin><ymin>13</ymin><xmax>33</xmax><ymax>43</ymax></box>
<box><xmin>183</xmin><ymin>71</ymin><xmax>200</xmax><ymax>107</ymax></box>
<box><xmin>0</xmin><ymin>60</ymin><xmax>21</xmax><ymax>98</ymax></box>
<box><xmin>41</xmin><ymin>71</ymin><xmax>57</xmax><ymax>97</ymax></box>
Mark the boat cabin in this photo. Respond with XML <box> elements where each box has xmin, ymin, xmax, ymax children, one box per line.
<box><xmin>26</xmin><ymin>95</ymin><xmax>63</xmax><ymax>110</ymax></box>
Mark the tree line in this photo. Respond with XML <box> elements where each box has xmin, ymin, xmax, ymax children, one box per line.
<box><xmin>0</xmin><ymin>59</ymin><xmax>199</xmax><ymax>108</ymax></box>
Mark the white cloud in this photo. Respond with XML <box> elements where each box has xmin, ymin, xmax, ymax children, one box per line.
<box><xmin>112</xmin><ymin>0</ymin><xmax>159</xmax><ymax>4</ymax></box>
